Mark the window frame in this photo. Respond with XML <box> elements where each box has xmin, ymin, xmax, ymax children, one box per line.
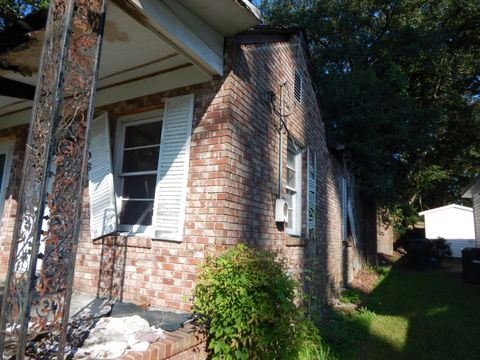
<box><xmin>113</xmin><ymin>110</ymin><xmax>164</xmax><ymax>236</ymax></box>
<box><xmin>0</xmin><ymin>140</ymin><xmax>14</xmax><ymax>221</ymax></box>
<box><xmin>285</xmin><ymin>139</ymin><xmax>302</xmax><ymax>236</ymax></box>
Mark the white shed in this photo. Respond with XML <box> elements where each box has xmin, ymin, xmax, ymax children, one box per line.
<box><xmin>419</xmin><ymin>204</ymin><xmax>475</xmax><ymax>257</ymax></box>
<box><xmin>463</xmin><ymin>176</ymin><xmax>480</xmax><ymax>247</ymax></box>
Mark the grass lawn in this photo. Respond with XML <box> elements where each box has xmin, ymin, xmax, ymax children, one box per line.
<box><xmin>320</xmin><ymin>263</ymin><xmax>480</xmax><ymax>360</ymax></box>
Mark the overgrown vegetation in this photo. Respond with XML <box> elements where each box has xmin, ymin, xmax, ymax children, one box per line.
<box><xmin>396</xmin><ymin>237</ymin><xmax>452</xmax><ymax>268</ymax></box>
<box><xmin>339</xmin><ymin>289</ymin><xmax>362</xmax><ymax>305</ymax></box>
<box><xmin>192</xmin><ymin>245</ymin><xmax>330</xmax><ymax>359</ymax></box>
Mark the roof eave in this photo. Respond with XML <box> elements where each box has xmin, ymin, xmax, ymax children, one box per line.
<box><xmin>462</xmin><ymin>175</ymin><xmax>480</xmax><ymax>199</ymax></box>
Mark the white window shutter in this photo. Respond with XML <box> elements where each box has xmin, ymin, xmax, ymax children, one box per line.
<box><xmin>153</xmin><ymin>94</ymin><xmax>194</xmax><ymax>241</ymax></box>
<box><xmin>307</xmin><ymin>148</ymin><xmax>317</xmax><ymax>238</ymax></box>
<box><xmin>88</xmin><ymin>113</ymin><xmax>117</xmax><ymax>239</ymax></box>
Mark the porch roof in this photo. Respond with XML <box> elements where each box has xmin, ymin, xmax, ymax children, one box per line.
<box><xmin>0</xmin><ymin>0</ymin><xmax>260</xmax><ymax>121</ymax></box>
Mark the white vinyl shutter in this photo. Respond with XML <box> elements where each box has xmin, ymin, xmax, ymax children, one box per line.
<box><xmin>153</xmin><ymin>94</ymin><xmax>194</xmax><ymax>241</ymax></box>
<box><xmin>307</xmin><ymin>148</ymin><xmax>317</xmax><ymax>239</ymax></box>
<box><xmin>88</xmin><ymin>113</ymin><xmax>117</xmax><ymax>239</ymax></box>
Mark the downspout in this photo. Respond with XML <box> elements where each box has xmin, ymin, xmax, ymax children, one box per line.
<box><xmin>278</xmin><ymin>81</ymin><xmax>287</xmax><ymax>198</ymax></box>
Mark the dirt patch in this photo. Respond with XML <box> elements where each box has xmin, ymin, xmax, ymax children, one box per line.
<box><xmin>349</xmin><ymin>270</ymin><xmax>380</xmax><ymax>295</ymax></box>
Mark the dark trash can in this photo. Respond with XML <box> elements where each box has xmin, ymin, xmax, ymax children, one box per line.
<box><xmin>462</xmin><ymin>248</ymin><xmax>480</xmax><ymax>284</ymax></box>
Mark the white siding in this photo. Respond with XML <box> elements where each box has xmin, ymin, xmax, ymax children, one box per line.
<box><xmin>447</xmin><ymin>239</ymin><xmax>476</xmax><ymax>258</ymax></box>
<box><xmin>474</xmin><ymin>193</ymin><xmax>480</xmax><ymax>244</ymax></box>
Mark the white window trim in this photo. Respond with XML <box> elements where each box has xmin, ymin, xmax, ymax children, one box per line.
<box><xmin>286</xmin><ymin>143</ymin><xmax>302</xmax><ymax>236</ymax></box>
<box><xmin>0</xmin><ymin>140</ymin><xmax>14</xmax><ymax>220</ymax></box>
<box><xmin>113</xmin><ymin>109</ymin><xmax>164</xmax><ymax>237</ymax></box>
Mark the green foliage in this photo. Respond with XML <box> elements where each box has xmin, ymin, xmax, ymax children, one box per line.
<box><xmin>0</xmin><ymin>0</ymin><xmax>49</xmax><ymax>30</ymax></box>
<box><xmin>398</xmin><ymin>237</ymin><xmax>452</xmax><ymax>266</ymax></box>
<box><xmin>373</xmin><ymin>266</ymin><xmax>389</xmax><ymax>278</ymax></box>
<box><xmin>193</xmin><ymin>244</ymin><xmax>331</xmax><ymax>359</ymax></box>
<box><xmin>260</xmin><ymin>0</ymin><xmax>480</xmax><ymax>215</ymax></box>
<box><xmin>432</xmin><ymin>238</ymin><xmax>452</xmax><ymax>260</ymax></box>
<box><xmin>339</xmin><ymin>289</ymin><xmax>362</xmax><ymax>305</ymax></box>
<box><xmin>295</xmin><ymin>317</ymin><xmax>334</xmax><ymax>360</ymax></box>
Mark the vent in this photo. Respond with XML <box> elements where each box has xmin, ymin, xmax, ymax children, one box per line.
<box><xmin>294</xmin><ymin>71</ymin><xmax>302</xmax><ymax>103</ymax></box>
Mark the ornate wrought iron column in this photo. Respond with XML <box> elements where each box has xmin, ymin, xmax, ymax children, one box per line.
<box><xmin>0</xmin><ymin>0</ymin><xmax>107</xmax><ymax>358</ymax></box>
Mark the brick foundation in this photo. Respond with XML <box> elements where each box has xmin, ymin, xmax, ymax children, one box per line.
<box><xmin>121</xmin><ymin>324</ymin><xmax>207</xmax><ymax>360</ymax></box>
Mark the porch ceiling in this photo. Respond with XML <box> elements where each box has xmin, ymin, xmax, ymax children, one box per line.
<box><xmin>0</xmin><ymin>1</ymin><xmax>195</xmax><ymax>115</ymax></box>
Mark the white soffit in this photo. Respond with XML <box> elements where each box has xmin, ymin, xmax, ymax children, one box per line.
<box><xmin>177</xmin><ymin>0</ymin><xmax>261</xmax><ymax>36</ymax></box>
<box><xmin>0</xmin><ymin>1</ymin><xmax>211</xmax><ymax>118</ymax></box>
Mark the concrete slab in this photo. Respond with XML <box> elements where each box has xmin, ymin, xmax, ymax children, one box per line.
<box><xmin>110</xmin><ymin>302</ymin><xmax>192</xmax><ymax>332</ymax></box>
<box><xmin>69</xmin><ymin>291</ymin><xmax>97</xmax><ymax>319</ymax></box>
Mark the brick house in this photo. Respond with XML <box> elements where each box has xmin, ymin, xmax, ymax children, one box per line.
<box><xmin>0</xmin><ymin>0</ymin><xmax>375</xmax><ymax>314</ymax></box>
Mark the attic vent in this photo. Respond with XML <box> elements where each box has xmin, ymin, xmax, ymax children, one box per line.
<box><xmin>294</xmin><ymin>70</ymin><xmax>302</xmax><ymax>103</ymax></box>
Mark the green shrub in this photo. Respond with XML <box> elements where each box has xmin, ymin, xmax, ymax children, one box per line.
<box><xmin>295</xmin><ymin>317</ymin><xmax>334</xmax><ymax>360</ymax></box>
<box><xmin>339</xmin><ymin>289</ymin><xmax>362</xmax><ymax>304</ymax></box>
<box><xmin>192</xmin><ymin>244</ymin><xmax>330</xmax><ymax>359</ymax></box>
<box><xmin>432</xmin><ymin>238</ymin><xmax>452</xmax><ymax>261</ymax></box>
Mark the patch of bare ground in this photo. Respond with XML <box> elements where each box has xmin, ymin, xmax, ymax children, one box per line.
<box><xmin>349</xmin><ymin>269</ymin><xmax>379</xmax><ymax>295</ymax></box>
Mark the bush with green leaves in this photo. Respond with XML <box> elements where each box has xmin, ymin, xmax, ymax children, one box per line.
<box><xmin>192</xmin><ymin>244</ymin><xmax>330</xmax><ymax>359</ymax></box>
<box><xmin>339</xmin><ymin>289</ymin><xmax>362</xmax><ymax>305</ymax></box>
<box><xmin>432</xmin><ymin>238</ymin><xmax>452</xmax><ymax>261</ymax></box>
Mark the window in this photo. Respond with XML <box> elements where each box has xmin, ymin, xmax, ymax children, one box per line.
<box><xmin>88</xmin><ymin>94</ymin><xmax>194</xmax><ymax>241</ymax></box>
<box><xmin>286</xmin><ymin>138</ymin><xmax>302</xmax><ymax>235</ymax></box>
<box><xmin>0</xmin><ymin>140</ymin><xmax>14</xmax><ymax>220</ymax></box>
<box><xmin>115</xmin><ymin>115</ymin><xmax>163</xmax><ymax>234</ymax></box>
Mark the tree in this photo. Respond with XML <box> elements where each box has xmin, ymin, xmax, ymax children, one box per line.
<box><xmin>0</xmin><ymin>0</ymin><xmax>48</xmax><ymax>30</ymax></box>
<box><xmin>260</xmin><ymin>0</ymin><xmax>480</xmax><ymax>222</ymax></box>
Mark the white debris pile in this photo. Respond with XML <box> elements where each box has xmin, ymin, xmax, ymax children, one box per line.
<box><xmin>74</xmin><ymin>315</ymin><xmax>164</xmax><ymax>359</ymax></box>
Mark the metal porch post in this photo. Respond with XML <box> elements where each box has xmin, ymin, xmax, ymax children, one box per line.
<box><xmin>0</xmin><ymin>0</ymin><xmax>107</xmax><ymax>358</ymax></box>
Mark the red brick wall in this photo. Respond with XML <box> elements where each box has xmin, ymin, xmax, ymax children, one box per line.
<box><xmin>0</xmin><ymin>32</ymin><xmax>373</xmax><ymax>310</ymax></box>
<box><xmin>0</xmin><ymin>125</ymin><xmax>29</xmax><ymax>280</ymax></box>
<box><xmin>74</xmin><ymin>81</ymin><xmax>228</xmax><ymax>311</ymax></box>
<box><xmin>220</xmin><ymin>34</ymin><xmax>369</xmax><ymax>297</ymax></box>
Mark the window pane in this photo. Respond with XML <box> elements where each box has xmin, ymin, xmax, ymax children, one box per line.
<box><xmin>287</xmin><ymin>209</ymin><xmax>293</xmax><ymax>226</ymax></box>
<box><xmin>120</xmin><ymin>200</ymin><xmax>153</xmax><ymax>226</ymax></box>
<box><xmin>287</xmin><ymin>149</ymin><xmax>295</xmax><ymax>168</ymax></box>
<box><xmin>124</xmin><ymin>122</ymin><xmax>161</xmax><ymax>148</ymax></box>
<box><xmin>286</xmin><ymin>190</ymin><xmax>295</xmax><ymax>228</ymax></box>
<box><xmin>122</xmin><ymin>147</ymin><xmax>159</xmax><ymax>172</ymax></box>
<box><xmin>122</xmin><ymin>175</ymin><xmax>156</xmax><ymax>199</ymax></box>
<box><xmin>0</xmin><ymin>154</ymin><xmax>5</xmax><ymax>191</ymax></box>
<box><xmin>286</xmin><ymin>191</ymin><xmax>294</xmax><ymax>208</ymax></box>
<box><xmin>287</xmin><ymin>167</ymin><xmax>295</xmax><ymax>188</ymax></box>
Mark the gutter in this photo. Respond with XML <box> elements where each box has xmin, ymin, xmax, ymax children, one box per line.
<box><xmin>235</xmin><ymin>0</ymin><xmax>262</xmax><ymax>22</ymax></box>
